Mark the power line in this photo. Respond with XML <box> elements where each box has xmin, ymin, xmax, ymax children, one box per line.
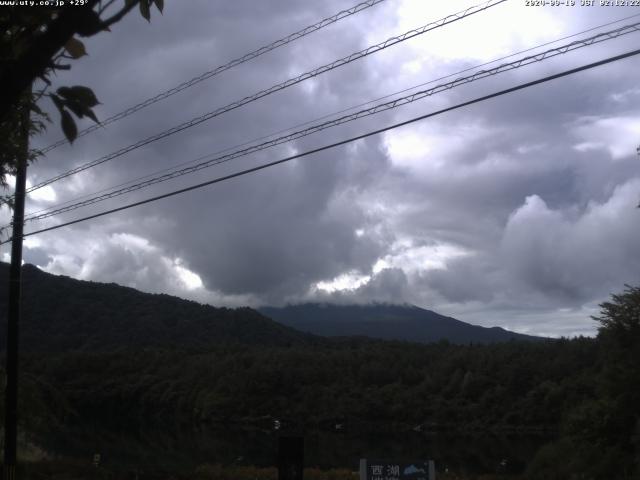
<box><xmin>6</xmin><ymin>46</ymin><xmax>639</xmax><ymax>244</ymax></box>
<box><xmin>38</xmin><ymin>0</ymin><xmax>389</xmax><ymax>154</ymax></box>
<box><xmin>26</xmin><ymin>0</ymin><xmax>507</xmax><ymax>194</ymax></box>
<box><xmin>23</xmin><ymin>11</ymin><xmax>640</xmax><ymax>220</ymax></box>
<box><xmin>23</xmin><ymin>19</ymin><xmax>640</xmax><ymax>221</ymax></box>
<box><xmin>22</xmin><ymin>20</ymin><xmax>640</xmax><ymax>223</ymax></box>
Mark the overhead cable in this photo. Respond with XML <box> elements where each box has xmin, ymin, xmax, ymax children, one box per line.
<box><xmin>39</xmin><ymin>0</ymin><xmax>390</xmax><ymax>154</ymax></box>
<box><xmin>23</xmin><ymin>11</ymin><xmax>640</xmax><ymax>220</ymax></box>
<box><xmin>26</xmin><ymin>0</ymin><xmax>507</xmax><ymax>194</ymax></box>
<box><xmin>5</xmin><ymin>46</ymin><xmax>639</xmax><ymax>244</ymax></box>
<box><xmin>23</xmin><ymin>20</ymin><xmax>640</xmax><ymax>223</ymax></box>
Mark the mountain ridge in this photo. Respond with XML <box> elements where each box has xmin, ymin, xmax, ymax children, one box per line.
<box><xmin>259</xmin><ymin>302</ymin><xmax>544</xmax><ymax>344</ymax></box>
<box><xmin>0</xmin><ymin>263</ymin><xmax>316</xmax><ymax>352</ymax></box>
<box><xmin>0</xmin><ymin>263</ymin><xmax>542</xmax><ymax>351</ymax></box>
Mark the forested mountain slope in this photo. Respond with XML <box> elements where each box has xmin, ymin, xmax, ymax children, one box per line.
<box><xmin>0</xmin><ymin>263</ymin><xmax>315</xmax><ymax>352</ymax></box>
<box><xmin>260</xmin><ymin>303</ymin><xmax>543</xmax><ymax>344</ymax></box>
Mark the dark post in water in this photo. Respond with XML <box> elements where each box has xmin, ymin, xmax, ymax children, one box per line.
<box><xmin>278</xmin><ymin>436</ymin><xmax>304</xmax><ymax>480</ymax></box>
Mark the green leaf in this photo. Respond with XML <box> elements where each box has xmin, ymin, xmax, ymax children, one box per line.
<box><xmin>75</xmin><ymin>9</ymin><xmax>105</xmax><ymax>37</ymax></box>
<box><xmin>139</xmin><ymin>0</ymin><xmax>150</xmax><ymax>21</ymax></box>
<box><xmin>56</xmin><ymin>87</ymin><xmax>72</xmax><ymax>99</ymax></box>
<box><xmin>64</xmin><ymin>37</ymin><xmax>87</xmax><ymax>59</ymax></box>
<box><xmin>58</xmin><ymin>86</ymin><xmax>100</xmax><ymax>108</ymax></box>
<box><xmin>30</xmin><ymin>103</ymin><xmax>44</xmax><ymax>116</ymax></box>
<box><xmin>84</xmin><ymin>108</ymin><xmax>99</xmax><ymax>124</ymax></box>
<box><xmin>38</xmin><ymin>74</ymin><xmax>52</xmax><ymax>86</ymax></box>
<box><xmin>63</xmin><ymin>98</ymin><xmax>85</xmax><ymax>119</ymax></box>
<box><xmin>61</xmin><ymin>110</ymin><xmax>78</xmax><ymax>144</ymax></box>
<box><xmin>153</xmin><ymin>0</ymin><xmax>164</xmax><ymax>13</ymax></box>
<box><xmin>72</xmin><ymin>86</ymin><xmax>100</xmax><ymax>107</ymax></box>
<box><xmin>50</xmin><ymin>94</ymin><xmax>65</xmax><ymax>113</ymax></box>
<box><xmin>56</xmin><ymin>86</ymin><xmax>100</xmax><ymax>124</ymax></box>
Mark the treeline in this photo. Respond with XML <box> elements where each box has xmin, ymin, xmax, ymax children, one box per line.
<box><xmin>9</xmin><ymin>301</ymin><xmax>638</xmax><ymax>479</ymax></box>
<box><xmin>4</xmin><ymin>330</ymin><xmax>638</xmax><ymax>479</ymax></box>
<box><xmin>17</xmin><ymin>338</ymin><xmax>597</xmax><ymax>434</ymax></box>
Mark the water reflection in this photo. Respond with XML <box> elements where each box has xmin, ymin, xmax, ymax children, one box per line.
<box><xmin>36</xmin><ymin>426</ymin><xmax>551</xmax><ymax>476</ymax></box>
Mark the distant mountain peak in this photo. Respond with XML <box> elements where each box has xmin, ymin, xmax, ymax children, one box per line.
<box><xmin>259</xmin><ymin>302</ymin><xmax>544</xmax><ymax>344</ymax></box>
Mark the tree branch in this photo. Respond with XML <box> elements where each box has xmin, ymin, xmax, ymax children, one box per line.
<box><xmin>100</xmin><ymin>0</ymin><xmax>140</xmax><ymax>29</ymax></box>
<box><xmin>98</xmin><ymin>0</ymin><xmax>119</xmax><ymax>15</ymax></box>
<box><xmin>0</xmin><ymin>1</ymin><xmax>101</xmax><ymax>123</ymax></box>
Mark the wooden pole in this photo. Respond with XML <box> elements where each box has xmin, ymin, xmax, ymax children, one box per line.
<box><xmin>3</xmin><ymin>93</ymin><xmax>29</xmax><ymax>480</ymax></box>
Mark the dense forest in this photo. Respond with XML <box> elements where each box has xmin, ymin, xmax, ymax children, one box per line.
<box><xmin>9</xmin><ymin>334</ymin><xmax>638</xmax><ymax>479</ymax></box>
<box><xmin>14</xmin><ymin>339</ymin><xmax>594</xmax><ymax>433</ymax></box>
<box><xmin>0</xmin><ymin>265</ymin><xmax>638</xmax><ymax>479</ymax></box>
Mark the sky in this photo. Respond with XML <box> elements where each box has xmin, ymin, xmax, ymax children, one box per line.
<box><xmin>2</xmin><ymin>0</ymin><xmax>640</xmax><ymax>337</ymax></box>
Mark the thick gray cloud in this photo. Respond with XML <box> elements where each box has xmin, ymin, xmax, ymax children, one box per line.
<box><xmin>22</xmin><ymin>247</ymin><xmax>52</xmax><ymax>268</ymax></box>
<box><xmin>5</xmin><ymin>0</ymin><xmax>640</xmax><ymax>337</ymax></box>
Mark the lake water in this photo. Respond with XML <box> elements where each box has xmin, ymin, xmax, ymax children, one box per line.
<box><xmin>34</xmin><ymin>426</ymin><xmax>551</xmax><ymax>477</ymax></box>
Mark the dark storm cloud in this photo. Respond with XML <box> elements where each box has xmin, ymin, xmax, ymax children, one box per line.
<box><xmin>326</xmin><ymin>19</ymin><xmax>640</xmax><ymax>328</ymax></box>
<box><xmin>14</xmin><ymin>0</ymin><xmax>640</xmax><ymax>336</ymax></box>
<box><xmin>22</xmin><ymin>247</ymin><xmax>52</xmax><ymax>268</ymax></box>
<box><xmin>26</xmin><ymin>0</ymin><xmax>400</xmax><ymax>301</ymax></box>
<box><xmin>127</xmin><ymin>135</ymin><xmax>393</xmax><ymax>301</ymax></box>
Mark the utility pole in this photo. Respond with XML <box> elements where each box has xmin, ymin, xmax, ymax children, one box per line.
<box><xmin>3</xmin><ymin>94</ymin><xmax>30</xmax><ymax>480</ymax></box>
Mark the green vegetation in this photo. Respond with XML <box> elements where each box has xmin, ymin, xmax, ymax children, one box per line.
<box><xmin>527</xmin><ymin>285</ymin><xmax>640</xmax><ymax>480</ymax></box>
<box><xmin>15</xmin><ymin>339</ymin><xmax>597</xmax><ymax>433</ymax></box>
<box><xmin>0</xmin><ymin>1</ymin><xmax>164</xmax><ymax>145</ymax></box>
<box><xmin>0</xmin><ymin>266</ymin><xmax>638</xmax><ymax>478</ymax></box>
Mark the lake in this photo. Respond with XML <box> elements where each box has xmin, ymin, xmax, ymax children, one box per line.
<box><xmin>33</xmin><ymin>425</ymin><xmax>552</xmax><ymax>477</ymax></box>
